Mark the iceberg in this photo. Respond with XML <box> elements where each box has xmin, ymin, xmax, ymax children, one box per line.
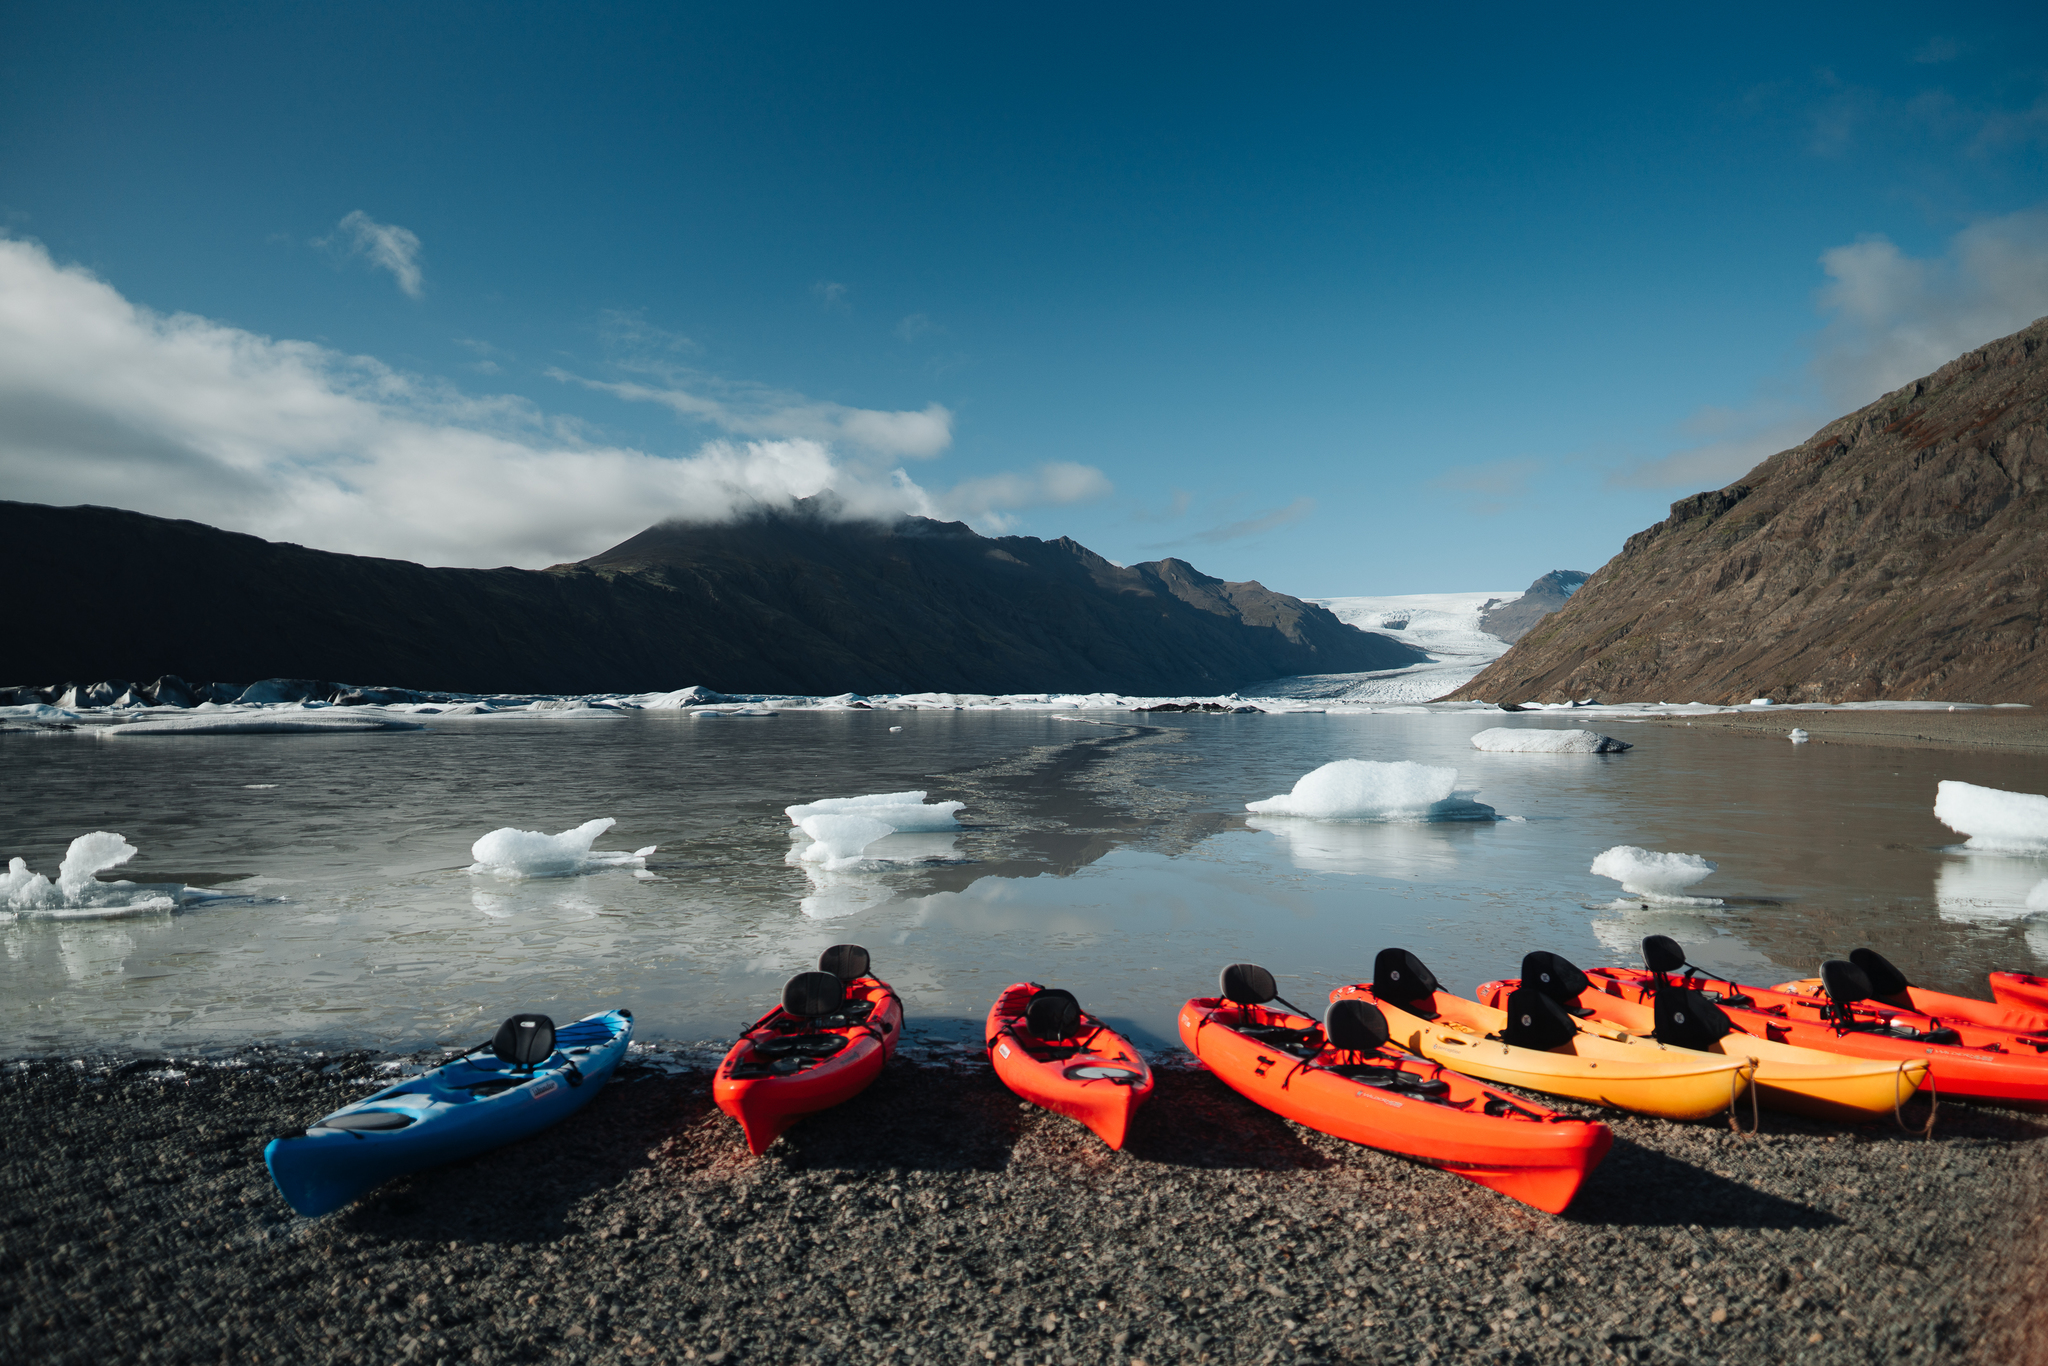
<box><xmin>1591</xmin><ymin>845</ymin><xmax>1721</xmax><ymax>906</ymax></box>
<box><xmin>1469</xmin><ymin>727</ymin><xmax>1631</xmax><ymax>753</ymax></box>
<box><xmin>1</xmin><ymin>832</ymin><xmax>178</xmax><ymax>917</ymax></box>
<box><xmin>784</xmin><ymin>791</ymin><xmax>965</xmax><ymax>832</ymax></box>
<box><xmin>1244</xmin><ymin>760</ymin><xmax>1497</xmax><ymax>822</ymax></box>
<box><xmin>794</xmin><ymin>815</ymin><xmax>900</xmax><ymax>870</ymax></box>
<box><xmin>1933</xmin><ymin>780</ymin><xmax>2048</xmax><ymax>853</ymax></box>
<box><xmin>467</xmin><ymin>818</ymin><xmax>656</xmax><ymax>878</ymax></box>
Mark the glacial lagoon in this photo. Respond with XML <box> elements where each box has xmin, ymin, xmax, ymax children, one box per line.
<box><xmin>5</xmin><ymin>708</ymin><xmax>2046</xmax><ymax>1057</ymax></box>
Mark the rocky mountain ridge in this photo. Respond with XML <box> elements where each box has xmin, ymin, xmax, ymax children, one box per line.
<box><xmin>1452</xmin><ymin>315</ymin><xmax>2048</xmax><ymax>705</ymax></box>
<box><xmin>1478</xmin><ymin>570</ymin><xmax>1589</xmax><ymax>644</ymax></box>
<box><xmin>0</xmin><ymin>500</ymin><xmax>1424</xmax><ymax>697</ymax></box>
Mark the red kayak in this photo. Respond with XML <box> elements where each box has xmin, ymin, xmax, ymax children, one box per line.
<box><xmin>1992</xmin><ymin>971</ymin><xmax>2048</xmax><ymax>1016</ymax></box>
<box><xmin>1179</xmin><ymin>958</ymin><xmax>1611</xmax><ymax>1215</ymax></box>
<box><xmin>713</xmin><ymin>944</ymin><xmax>902</xmax><ymax>1154</ymax></box>
<box><xmin>986</xmin><ymin>983</ymin><xmax>1153</xmax><ymax>1149</ymax></box>
<box><xmin>1767</xmin><ymin>948</ymin><xmax>2048</xmax><ymax>1037</ymax></box>
<box><xmin>1588</xmin><ymin>937</ymin><xmax>2048</xmax><ymax>1109</ymax></box>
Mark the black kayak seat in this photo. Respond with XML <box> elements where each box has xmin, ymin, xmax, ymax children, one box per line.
<box><xmin>1500</xmin><ymin>986</ymin><xmax>1577</xmax><ymax>1051</ymax></box>
<box><xmin>1324</xmin><ymin>998</ymin><xmax>1390</xmax><ymax>1053</ymax></box>
<box><xmin>1642</xmin><ymin>935</ymin><xmax>1687</xmax><ymax>975</ymax></box>
<box><xmin>819</xmin><ymin>944</ymin><xmax>872</xmax><ymax>982</ymax></box>
<box><xmin>1371</xmin><ymin>948</ymin><xmax>1440</xmax><ymax>1019</ymax></box>
<box><xmin>1025</xmin><ymin>988</ymin><xmax>1083</xmax><ymax>1042</ymax></box>
<box><xmin>492</xmin><ymin>1014</ymin><xmax>557</xmax><ymax>1069</ymax></box>
<box><xmin>1850</xmin><ymin>947</ymin><xmax>1914</xmax><ymax>1002</ymax></box>
<box><xmin>1220</xmin><ymin>963</ymin><xmax>1278</xmax><ymax>1006</ymax></box>
<box><xmin>782</xmin><ymin>971</ymin><xmax>846</xmax><ymax>1018</ymax></box>
<box><xmin>1652</xmin><ymin>982</ymin><xmax>1735</xmax><ymax>1051</ymax></box>
<box><xmin>1521</xmin><ymin>951</ymin><xmax>1591</xmax><ymax>1007</ymax></box>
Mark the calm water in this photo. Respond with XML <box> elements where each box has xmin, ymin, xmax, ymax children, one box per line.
<box><xmin>5</xmin><ymin>710</ymin><xmax>2046</xmax><ymax>1057</ymax></box>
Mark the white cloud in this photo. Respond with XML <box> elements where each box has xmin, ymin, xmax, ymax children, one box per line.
<box><xmin>1430</xmin><ymin>456</ymin><xmax>1544</xmax><ymax>515</ymax></box>
<box><xmin>320</xmin><ymin>210</ymin><xmax>425</xmax><ymax>298</ymax></box>
<box><xmin>938</xmin><ymin>462</ymin><xmax>1114</xmax><ymax>531</ymax></box>
<box><xmin>554</xmin><ymin>370</ymin><xmax>956</xmax><ymax>460</ymax></box>
<box><xmin>0</xmin><ymin>236</ymin><xmax>1110</xmax><ymax>567</ymax></box>
<box><xmin>1611</xmin><ymin>206</ymin><xmax>2048</xmax><ymax>491</ymax></box>
<box><xmin>895</xmin><ymin>312</ymin><xmax>943</xmax><ymax>342</ymax></box>
<box><xmin>813</xmin><ymin>280</ymin><xmax>849</xmax><ymax>310</ymax></box>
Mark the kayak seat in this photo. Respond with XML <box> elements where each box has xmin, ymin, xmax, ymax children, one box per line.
<box><xmin>1372</xmin><ymin>948</ymin><xmax>1442</xmax><ymax>1021</ymax></box>
<box><xmin>819</xmin><ymin>943</ymin><xmax>872</xmax><ymax>982</ymax></box>
<box><xmin>492</xmin><ymin>1013</ymin><xmax>557</xmax><ymax>1069</ymax></box>
<box><xmin>1026</xmin><ymin>989</ymin><xmax>1084</xmax><ymax>1042</ymax></box>
<box><xmin>1652</xmin><ymin>983</ymin><xmax>1734</xmax><ymax>1051</ymax></box>
<box><xmin>1500</xmin><ymin>987</ymin><xmax>1577</xmax><ymax>1051</ymax></box>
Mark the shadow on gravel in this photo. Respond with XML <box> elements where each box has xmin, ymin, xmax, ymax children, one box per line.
<box><xmin>329</xmin><ymin>1069</ymin><xmax>683</xmax><ymax>1247</ymax></box>
<box><xmin>1562</xmin><ymin>1136</ymin><xmax>1842</xmax><ymax>1230</ymax></box>
<box><xmin>766</xmin><ymin>1062</ymin><xmax>1022</xmax><ymax>1174</ymax></box>
<box><xmin>1122</xmin><ymin>1069</ymin><xmax>1336</xmax><ymax>1172</ymax></box>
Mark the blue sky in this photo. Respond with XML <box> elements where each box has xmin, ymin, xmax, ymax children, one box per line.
<box><xmin>3</xmin><ymin>3</ymin><xmax>2045</xmax><ymax>595</ymax></box>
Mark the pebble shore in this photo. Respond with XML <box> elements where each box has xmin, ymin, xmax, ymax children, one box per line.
<box><xmin>4</xmin><ymin>1047</ymin><xmax>2045</xmax><ymax>1366</ymax></box>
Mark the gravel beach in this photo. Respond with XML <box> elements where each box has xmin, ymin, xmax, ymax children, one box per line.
<box><xmin>1639</xmin><ymin>709</ymin><xmax>2048</xmax><ymax>755</ymax></box>
<box><xmin>5</xmin><ymin>1045</ymin><xmax>2044</xmax><ymax>1366</ymax></box>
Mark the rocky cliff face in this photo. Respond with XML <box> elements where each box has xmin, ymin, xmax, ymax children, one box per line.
<box><xmin>1451</xmin><ymin>316</ymin><xmax>2048</xmax><ymax>706</ymax></box>
<box><xmin>1479</xmin><ymin>570</ymin><xmax>1590</xmax><ymax>644</ymax></box>
<box><xmin>0</xmin><ymin>500</ymin><xmax>1424</xmax><ymax>696</ymax></box>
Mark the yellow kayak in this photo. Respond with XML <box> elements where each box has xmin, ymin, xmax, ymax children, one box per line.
<box><xmin>1331</xmin><ymin>981</ymin><xmax>1755</xmax><ymax>1121</ymax></box>
<box><xmin>1475</xmin><ymin>974</ymin><xmax>1929</xmax><ymax>1124</ymax></box>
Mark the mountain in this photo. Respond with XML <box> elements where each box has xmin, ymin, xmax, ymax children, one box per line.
<box><xmin>1451</xmin><ymin>316</ymin><xmax>2048</xmax><ymax>706</ymax></box>
<box><xmin>0</xmin><ymin>500</ymin><xmax>1425</xmax><ymax>697</ymax></box>
<box><xmin>1478</xmin><ymin>571</ymin><xmax>1590</xmax><ymax>644</ymax></box>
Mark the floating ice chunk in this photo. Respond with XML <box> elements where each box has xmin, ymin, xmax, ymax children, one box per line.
<box><xmin>795</xmin><ymin>815</ymin><xmax>898</xmax><ymax>870</ymax></box>
<box><xmin>784</xmin><ymin>791</ymin><xmax>965</xmax><ymax>831</ymax></box>
<box><xmin>1789</xmin><ymin>728</ymin><xmax>1810</xmax><ymax>743</ymax></box>
<box><xmin>1469</xmin><ymin>727</ymin><xmax>1631</xmax><ymax>753</ymax></box>
<box><xmin>2031</xmin><ymin>879</ymin><xmax>2048</xmax><ymax>913</ymax></box>
<box><xmin>1591</xmin><ymin>845</ymin><xmax>1721</xmax><ymax>906</ymax></box>
<box><xmin>1933</xmin><ymin>780</ymin><xmax>2048</xmax><ymax>853</ymax></box>
<box><xmin>101</xmin><ymin>714</ymin><xmax>424</xmax><ymax>737</ymax></box>
<box><xmin>0</xmin><ymin>703</ymin><xmax>81</xmax><ymax>722</ymax></box>
<box><xmin>467</xmin><ymin>818</ymin><xmax>657</xmax><ymax>878</ymax></box>
<box><xmin>1750</xmin><ymin>698</ymin><xmax>1774</xmax><ymax>706</ymax></box>
<box><xmin>1</xmin><ymin>832</ymin><xmax>179</xmax><ymax>917</ymax></box>
<box><xmin>1244</xmin><ymin>760</ymin><xmax>1497</xmax><ymax>822</ymax></box>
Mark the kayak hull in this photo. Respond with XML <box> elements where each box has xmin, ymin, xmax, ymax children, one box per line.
<box><xmin>1332</xmin><ymin>984</ymin><xmax>1753</xmax><ymax>1121</ymax></box>
<box><xmin>1992</xmin><ymin>971</ymin><xmax>2048</xmax><ymax>1016</ymax></box>
<box><xmin>987</xmin><ymin>983</ymin><xmax>1153</xmax><ymax>1149</ymax></box>
<box><xmin>263</xmin><ymin>1008</ymin><xmax>633</xmax><ymax>1218</ymax></box>
<box><xmin>1769</xmin><ymin>977</ymin><xmax>2048</xmax><ymax>1037</ymax></box>
<box><xmin>1477</xmin><ymin>979</ymin><xmax>1926</xmax><ymax>1124</ymax></box>
<box><xmin>714</xmin><ymin>977</ymin><xmax>902</xmax><ymax>1154</ymax></box>
<box><xmin>1583</xmin><ymin>969</ymin><xmax>2048</xmax><ymax>1108</ymax></box>
<box><xmin>1178</xmin><ymin>996</ymin><xmax>1610</xmax><ymax>1214</ymax></box>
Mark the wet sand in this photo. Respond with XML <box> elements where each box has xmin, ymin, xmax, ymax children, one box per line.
<box><xmin>5</xmin><ymin>1048</ymin><xmax>2045</xmax><ymax>1365</ymax></box>
<box><xmin>1639</xmin><ymin>708</ymin><xmax>2048</xmax><ymax>755</ymax></box>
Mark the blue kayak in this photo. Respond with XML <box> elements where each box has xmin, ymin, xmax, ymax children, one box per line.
<box><xmin>264</xmin><ymin>1008</ymin><xmax>633</xmax><ymax>1217</ymax></box>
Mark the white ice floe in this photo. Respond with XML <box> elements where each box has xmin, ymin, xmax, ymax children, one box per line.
<box><xmin>1244</xmin><ymin>760</ymin><xmax>1498</xmax><ymax>822</ymax></box>
<box><xmin>467</xmin><ymin>818</ymin><xmax>656</xmax><ymax>878</ymax></box>
<box><xmin>2031</xmin><ymin>879</ymin><xmax>2048</xmax><ymax>913</ymax></box>
<box><xmin>1591</xmin><ymin>845</ymin><xmax>1722</xmax><ymax>906</ymax></box>
<box><xmin>100</xmin><ymin>713</ymin><xmax>424</xmax><ymax>737</ymax></box>
<box><xmin>1469</xmin><ymin>727</ymin><xmax>1631</xmax><ymax>753</ymax></box>
<box><xmin>1</xmin><ymin>832</ymin><xmax>178</xmax><ymax>918</ymax></box>
<box><xmin>784</xmin><ymin>792</ymin><xmax>968</xmax><ymax>871</ymax></box>
<box><xmin>1933</xmin><ymin>780</ymin><xmax>2048</xmax><ymax>853</ymax></box>
<box><xmin>0</xmin><ymin>703</ymin><xmax>81</xmax><ymax>722</ymax></box>
<box><xmin>1789</xmin><ymin>728</ymin><xmax>1810</xmax><ymax>743</ymax></box>
<box><xmin>784</xmin><ymin>791</ymin><xmax>965</xmax><ymax>831</ymax></box>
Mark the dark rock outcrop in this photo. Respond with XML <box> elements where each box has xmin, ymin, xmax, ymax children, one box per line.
<box><xmin>0</xmin><ymin>500</ymin><xmax>1424</xmax><ymax>697</ymax></box>
<box><xmin>1452</xmin><ymin>316</ymin><xmax>2048</xmax><ymax>705</ymax></box>
<box><xmin>1479</xmin><ymin>570</ymin><xmax>1590</xmax><ymax>644</ymax></box>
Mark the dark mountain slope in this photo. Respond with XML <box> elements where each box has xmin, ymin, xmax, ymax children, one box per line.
<box><xmin>1452</xmin><ymin>316</ymin><xmax>2048</xmax><ymax>705</ymax></box>
<box><xmin>0</xmin><ymin>501</ymin><xmax>1423</xmax><ymax>696</ymax></box>
<box><xmin>1478</xmin><ymin>570</ymin><xmax>1590</xmax><ymax>644</ymax></box>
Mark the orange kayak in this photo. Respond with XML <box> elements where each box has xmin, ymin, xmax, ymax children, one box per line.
<box><xmin>713</xmin><ymin>944</ymin><xmax>903</xmax><ymax>1154</ymax></box>
<box><xmin>1767</xmin><ymin>948</ymin><xmax>2048</xmax><ymax>1037</ymax></box>
<box><xmin>1586</xmin><ymin>939</ymin><xmax>2048</xmax><ymax>1108</ymax></box>
<box><xmin>1992</xmin><ymin>971</ymin><xmax>2048</xmax><ymax>1015</ymax></box>
<box><xmin>986</xmin><ymin>983</ymin><xmax>1153</xmax><ymax>1148</ymax></box>
<box><xmin>1179</xmin><ymin>962</ymin><xmax>1611</xmax><ymax>1215</ymax></box>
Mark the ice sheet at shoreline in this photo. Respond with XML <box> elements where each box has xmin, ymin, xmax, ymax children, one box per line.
<box><xmin>1471</xmin><ymin>727</ymin><xmax>1631</xmax><ymax>753</ymax></box>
